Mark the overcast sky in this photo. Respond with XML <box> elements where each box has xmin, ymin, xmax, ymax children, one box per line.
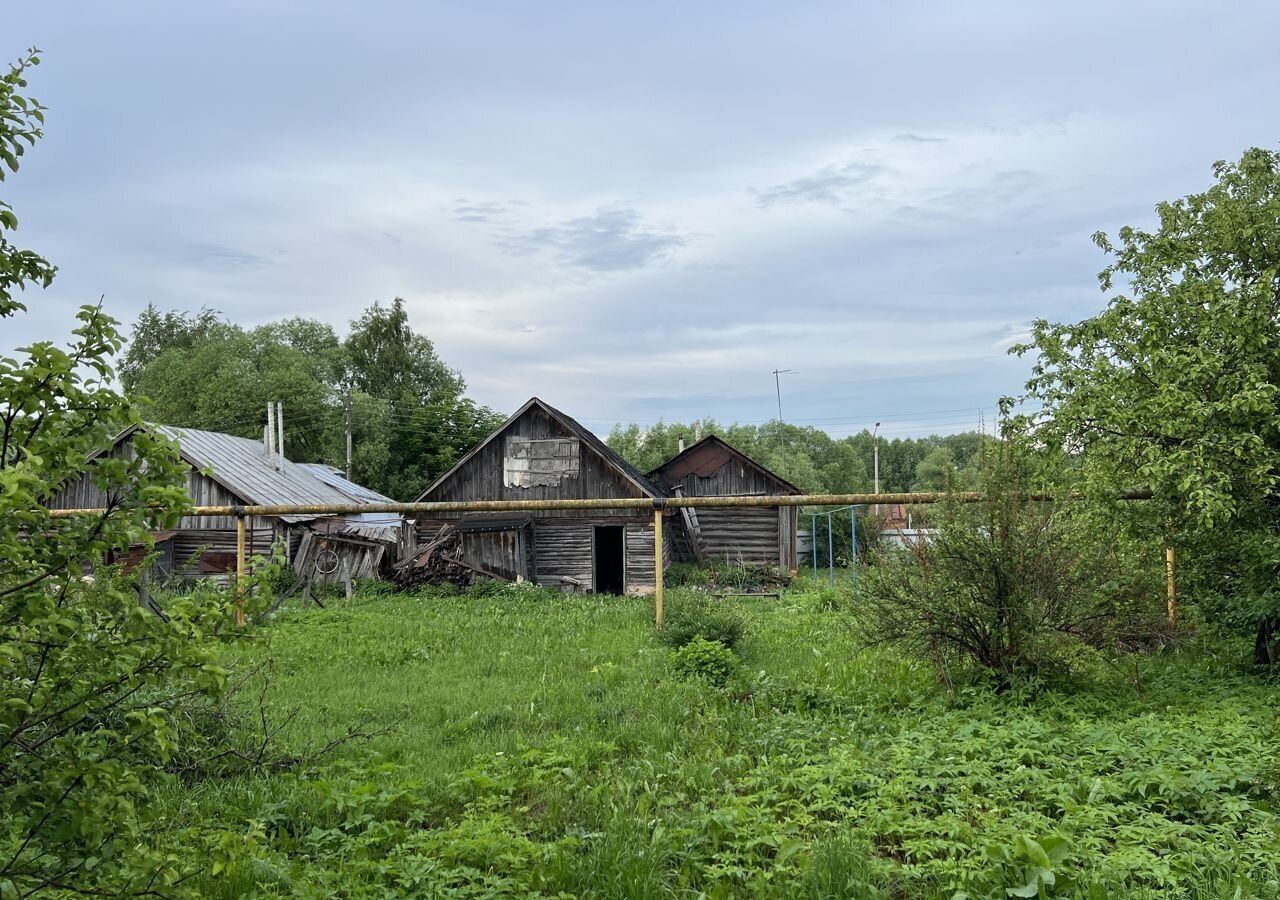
<box><xmin>4</xmin><ymin>2</ymin><xmax>1278</xmax><ymax>439</ymax></box>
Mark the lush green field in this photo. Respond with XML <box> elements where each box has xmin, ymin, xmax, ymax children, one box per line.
<box><xmin>155</xmin><ymin>583</ymin><xmax>1280</xmax><ymax>899</ymax></box>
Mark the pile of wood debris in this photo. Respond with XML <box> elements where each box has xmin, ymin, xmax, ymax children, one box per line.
<box><xmin>391</xmin><ymin>526</ymin><xmax>504</xmax><ymax>591</ymax></box>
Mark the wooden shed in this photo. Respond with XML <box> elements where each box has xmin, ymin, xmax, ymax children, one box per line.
<box><xmin>48</xmin><ymin>423</ymin><xmax>359</xmax><ymax>579</ymax></box>
<box><xmin>413</xmin><ymin>397</ymin><xmax>670</xmax><ymax>594</ymax></box>
<box><xmin>647</xmin><ymin>435</ymin><xmax>802</xmax><ymax>571</ymax></box>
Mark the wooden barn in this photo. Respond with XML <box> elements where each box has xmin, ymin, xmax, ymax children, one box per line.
<box><xmin>48</xmin><ymin>423</ymin><xmax>373</xmax><ymax>579</ymax></box>
<box><xmin>413</xmin><ymin>397</ymin><xmax>669</xmax><ymax>594</ymax></box>
<box><xmin>647</xmin><ymin>435</ymin><xmax>802</xmax><ymax>571</ymax></box>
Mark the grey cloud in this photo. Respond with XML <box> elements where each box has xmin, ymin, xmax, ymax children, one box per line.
<box><xmin>182</xmin><ymin>243</ymin><xmax>269</xmax><ymax>268</ymax></box>
<box><xmin>450</xmin><ymin>200</ymin><xmax>516</xmax><ymax>223</ymax></box>
<box><xmin>894</xmin><ymin>132</ymin><xmax>946</xmax><ymax>143</ymax></box>
<box><xmin>500</xmin><ymin>207</ymin><xmax>686</xmax><ymax>272</ymax></box>
<box><xmin>753</xmin><ymin>162</ymin><xmax>883</xmax><ymax>209</ymax></box>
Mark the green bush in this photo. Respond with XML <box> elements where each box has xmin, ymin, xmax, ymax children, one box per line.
<box><xmin>672</xmin><ymin>636</ymin><xmax>740</xmax><ymax>686</ymax></box>
<box><xmin>658</xmin><ymin>593</ymin><xmax>745</xmax><ymax>651</ymax></box>
<box><xmin>860</xmin><ymin>442</ymin><xmax>1163</xmax><ymax>687</ymax></box>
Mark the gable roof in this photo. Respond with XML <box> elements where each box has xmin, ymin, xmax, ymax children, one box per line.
<box><xmin>648</xmin><ymin>434</ymin><xmax>803</xmax><ymax>495</ymax></box>
<box><xmin>100</xmin><ymin>423</ymin><xmax>355</xmax><ymax>523</ymax></box>
<box><xmin>415</xmin><ymin>397</ymin><xmax>664</xmax><ymax>501</ymax></box>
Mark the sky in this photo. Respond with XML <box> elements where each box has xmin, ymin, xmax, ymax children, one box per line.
<box><xmin>3</xmin><ymin>1</ymin><xmax>1278</xmax><ymax>440</ymax></box>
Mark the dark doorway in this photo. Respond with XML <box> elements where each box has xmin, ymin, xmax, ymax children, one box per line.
<box><xmin>593</xmin><ymin>526</ymin><xmax>626</xmax><ymax>594</ymax></box>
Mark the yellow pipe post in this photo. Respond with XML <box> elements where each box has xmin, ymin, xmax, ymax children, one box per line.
<box><xmin>235</xmin><ymin>514</ymin><xmax>246</xmax><ymax>627</ymax></box>
<box><xmin>1166</xmin><ymin>546</ymin><xmax>1177</xmax><ymax>625</ymax></box>
<box><xmin>653</xmin><ymin>507</ymin><xmax>664</xmax><ymax>631</ymax></box>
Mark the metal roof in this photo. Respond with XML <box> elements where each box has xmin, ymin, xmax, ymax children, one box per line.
<box><xmin>151</xmin><ymin>425</ymin><xmax>353</xmax><ymax>523</ymax></box>
<box><xmin>297</xmin><ymin>463</ymin><xmax>402</xmax><ymax>525</ymax></box>
<box><xmin>648</xmin><ymin>434</ymin><xmax>803</xmax><ymax>495</ymax></box>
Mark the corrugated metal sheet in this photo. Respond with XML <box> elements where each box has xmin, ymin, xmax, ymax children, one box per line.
<box><xmin>297</xmin><ymin>463</ymin><xmax>402</xmax><ymax>525</ymax></box>
<box><xmin>152</xmin><ymin>425</ymin><xmax>353</xmax><ymax>523</ymax></box>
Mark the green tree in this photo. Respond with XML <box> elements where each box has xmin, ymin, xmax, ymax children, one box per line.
<box><xmin>343</xmin><ymin>297</ymin><xmax>463</xmax><ymax>405</ymax></box>
<box><xmin>1</xmin><ymin>50</ymin><xmax>239</xmax><ymax>895</ymax></box>
<box><xmin>117</xmin><ymin>304</ymin><xmax>226</xmax><ymax>393</ymax></box>
<box><xmin>123</xmin><ymin>299</ymin><xmax>503</xmax><ymax>499</ymax></box>
<box><xmin>1014</xmin><ymin>147</ymin><xmax>1280</xmax><ymax>660</ymax></box>
<box><xmin>131</xmin><ymin>322</ymin><xmax>338</xmax><ymax>461</ymax></box>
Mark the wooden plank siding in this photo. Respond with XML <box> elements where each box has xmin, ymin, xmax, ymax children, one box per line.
<box><xmin>420</xmin><ymin>404</ymin><xmax>653</xmax><ymax>521</ymax></box>
<box><xmin>648</xmin><ymin>436</ymin><xmax>801</xmax><ymax>571</ymax></box>
<box><xmin>460</xmin><ymin>528</ymin><xmax>529</xmax><ymax>581</ymax></box>
<box><xmin>49</xmin><ymin>439</ymin><xmax>291</xmax><ymax>576</ymax></box>
<box><xmin>413</xmin><ymin>399</ymin><xmax>670</xmax><ymax>595</ymax></box>
<box><xmin>415</xmin><ymin>516</ymin><xmax>664</xmax><ymax>594</ymax></box>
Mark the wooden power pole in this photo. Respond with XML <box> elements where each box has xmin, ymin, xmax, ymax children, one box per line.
<box><xmin>345</xmin><ymin>390</ymin><xmax>353</xmax><ymax>479</ymax></box>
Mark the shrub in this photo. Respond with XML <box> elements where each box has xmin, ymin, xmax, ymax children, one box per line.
<box><xmin>860</xmin><ymin>442</ymin><xmax>1162</xmax><ymax>687</ymax></box>
<box><xmin>658</xmin><ymin>593</ymin><xmax>745</xmax><ymax>651</ymax></box>
<box><xmin>672</xmin><ymin>636</ymin><xmax>739</xmax><ymax>686</ymax></box>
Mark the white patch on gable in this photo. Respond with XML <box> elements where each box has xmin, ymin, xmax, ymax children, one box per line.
<box><xmin>504</xmin><ymin>437</ymin><xmax>580</xmax><ymax>488</ymax></box>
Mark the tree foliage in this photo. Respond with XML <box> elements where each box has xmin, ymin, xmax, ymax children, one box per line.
<box><xmin>0</xmin><ymin>50</ymin><xmax>239</xmax><ymax>896</ymax></box>
<box><xmin>122</xmin><ymin>300</ymin><xmax>503</xmax><ymax>499</ymax></box>
<box><xmin>1014</xmin><ymin>147</ymin><xmax>1280</xmax><ymax>656</ymax></box>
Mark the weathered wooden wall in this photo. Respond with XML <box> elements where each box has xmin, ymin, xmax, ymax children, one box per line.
<box><xmin>416</xmin><ymin>516</ymin><xmax>665</xmax><ymax>594</ymax></box>
<box><xmin>666</xmin><ymin>460</ymin><xmax>781</xmax><ymax>498</ymax></box>
<box><xmin>49</xmin><ymin>441</ymin><xmax>253</xmax><ymax>530</ymax></box>
<box><xmin>654</xmin><ymin>447</ymin><xmax>800</xmax><ymax>570</ymax></box>
<box><xmin>293</xmin><ymin>529</ymin><xmax>386</xmax><ymax>583</ymax></box>
<box><xmin>49</xmin><ymin>440</ymin><xmax>297</xmax><ymax>576</ymax></box>
<box><xmin>422</xmin><ymin>405</ymin><xmax>651</xmax><ymax>520</ymax></box>
<box><xmin>532</xmin><ymin>521</ymin><xmax>593</xmax><ymax>589</ymax></box>
<box><xmin>533</xmin><ymin>519</ymin><xmax>663</xmax><ymax>594</ymax></box>
<box><xmin>694</xmin><ymin>507</ymin><xmax>778</xmax><ymax>566</ymax></box>
<box><xmin>460</xmin><ymin>528</ymin><xmax>529</xmax><ymax>581</ymax></box>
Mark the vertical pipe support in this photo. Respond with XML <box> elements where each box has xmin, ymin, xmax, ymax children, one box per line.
<box><xmin>1166</xmin><ymin>546</ymin><xmax>1177</xmax><ymax>625</ymax></box>
<box><xmin>235</xmin><ymin>512</ymin><xmax>246</xmax><ymax>627</ymax></box>
<box><xmin>653</xmin><ymin>505</ymin><xmax>664</xmax><ymax>631</ymax></box>
<box><xmin>811</xmin><ymin>513</ymin><xmax>819</xmax><ymax>580</ymax></box>
<box><xmin>827</xmin><ymin>512</ymin><xmax>834</xmax><ymax>588</ymax></box>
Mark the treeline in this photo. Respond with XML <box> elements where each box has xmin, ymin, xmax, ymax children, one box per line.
<box><xmin>608</xmin><ymin>419</ymin><xmax>994</xmax><ymax>495</ymax></box>
<box><xmin>121</xmin><ymin>299</ymin><xmax>505</xmax><ymax>500</ymax></box>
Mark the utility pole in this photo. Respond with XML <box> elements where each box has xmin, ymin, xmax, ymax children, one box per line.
<box><xmin>345</xmin><ymin>390</ymin><xmax>354</xmax><ymax>480</ymax></box>
<box><xmin>772</xmin><ymin>369</ymin><xmax>795</xmax><ymax>450</ymax></box>
<box><xmin>873</xmin><ymin>422</ymin><xmax>881</xmax><ymax>496</ymax></box>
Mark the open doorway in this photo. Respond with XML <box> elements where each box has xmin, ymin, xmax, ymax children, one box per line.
<box><xmin>593</xmin><ymin>525</ymin><xmax>626</xmax><ymax>594</ymax></box>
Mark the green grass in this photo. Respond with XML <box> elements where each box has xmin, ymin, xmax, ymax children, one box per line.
<box><xmin>154</xmin><ymin>583</ymin><xmax>1280</xmax><ymax>898</ymax></box>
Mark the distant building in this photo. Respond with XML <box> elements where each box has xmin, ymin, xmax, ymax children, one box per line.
<box><xmin>648</xmin><ymin>435</ymin><xmax>802</xmax><ymax>571</ymax></box>
<box><xmin>879</xmin><ymin>503</ymin><xmax>934</xmax><ymax>549</ymax></box>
